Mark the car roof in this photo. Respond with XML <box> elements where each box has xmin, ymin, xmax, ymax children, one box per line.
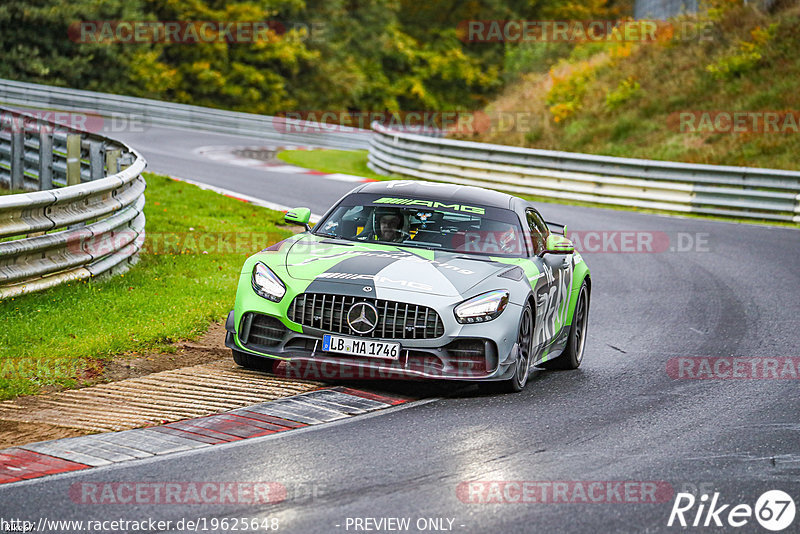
<box><xmin>354</xmin><ymin>180</ymin><xmax>516</xmax><ymax>209</ymax></box>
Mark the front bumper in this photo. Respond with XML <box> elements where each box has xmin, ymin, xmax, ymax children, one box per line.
<box><xmin>224</xmin><ymin>310</ymin><xmax>519</xmax><ymax>382</ymax></box>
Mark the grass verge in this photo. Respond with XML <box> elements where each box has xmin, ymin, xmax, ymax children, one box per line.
<box><xmin>0</xmin><ymin>172</ymin><xmax>292</xmax><ymax>400</ymax></box>
<box><xmin>277</xmin><ymin>148</ymin><xmax>391</xmax><ymax>181</ymax></box>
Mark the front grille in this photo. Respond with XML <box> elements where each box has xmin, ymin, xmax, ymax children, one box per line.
<box><xmin>240</xmin><ymin>313</ymin><xmax>287</xmax><ymax>347</ymax></box>
<box><xmin>287</xmin><ymin>293</ymin><xmax>444</xmax><ymax>339</ymax></box>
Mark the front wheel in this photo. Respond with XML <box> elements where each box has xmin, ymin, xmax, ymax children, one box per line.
<box><xmin>541</xmin><ymin>281</ymin><xmax>589</xmax><ymax>370</ymax></box>
<box><xmin>478</xmin><ymin>302</ymin><xmax>534</xmax><ymax>394</ymax></box>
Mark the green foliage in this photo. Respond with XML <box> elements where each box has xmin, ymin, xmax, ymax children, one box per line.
<box><xmin>546</xmin><ymin>62</ymin><xmax>597</xmax><ymax>123</ymax></box>
<box><xmin>0</xmin><ymin>0</ymin><xmax>524</xmax><ymax>115</ymax></box>
<box><xmin>706</xmin><ymin>24</ymin><xmax>777</xmax><ymax>80</ymax></box>
<box><xmin>0</xmin><ymin>0</ymin><xmax>155</xmax><ymax>94</ymax></box>
<box><xmin>287</xmin><ymin>1</ymin><xmax>503</xmax><ymax>112</ymax></box>
<box><xmin>706</xmin><ymin>0</ymin><xmax>746</xmax><ymax>22</ymax></box>
<box><xmin>503</xmin><ymin>42</ymin><xmax>573</xmax><ymax>82</ymax></box>
<box><xmin>605</xmin><ymin>76</ymin><xmax>641</xmax><ymax>111</ymax></box>
<box><xmin>500</xmin><ymin>0</ymin><xmax>627</xmax><ymax>82</ymax></box>
<box><xmin>0</xmin><ymin>0</ymin><xmax>630</xmax><ymax>116</ymax></box>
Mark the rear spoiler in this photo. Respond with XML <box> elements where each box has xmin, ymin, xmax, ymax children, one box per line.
<box><xmin>545</xmin><ymin>221</ymin><xmax>567</xmax><ymax>236</ymax></box>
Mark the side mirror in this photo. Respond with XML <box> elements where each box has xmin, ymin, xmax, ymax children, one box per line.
<box><xmin>544</xmin><ymin>234</ymin><xmax>574</xmax><ymax>255</ymax></box>
<box><xmin>285</xmin><ymin>207</ymin><xmax>311</xmax><ymax>230</ymax></box>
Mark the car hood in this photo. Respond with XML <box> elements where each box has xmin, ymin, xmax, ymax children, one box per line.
<box><xmin>282</xmin><ymin>235</ymin><xmax>510</xmax><ymax>298</ymax></box>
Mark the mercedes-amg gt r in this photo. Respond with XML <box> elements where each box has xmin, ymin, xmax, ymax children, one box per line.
<box><xmin>225</xmin><ymin>181</ymin><xmax>590</xmax><ymax>392</ymax></box>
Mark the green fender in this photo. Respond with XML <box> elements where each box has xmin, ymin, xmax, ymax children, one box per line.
<box><xmin>565</xmin><ymin>252</ymin><xmax>590</xmax><ymax>327</ymax></box>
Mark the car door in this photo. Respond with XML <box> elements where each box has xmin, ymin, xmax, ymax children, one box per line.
<box><xmin>526</xmin><ymin>208</ymin><xmax>574</xmax><ymax>352</ymax></box>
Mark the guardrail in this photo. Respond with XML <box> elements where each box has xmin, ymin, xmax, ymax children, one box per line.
<box><xmin>0</xmin><ymin>79</ymin><xmax>371</xmax><ymax>151</ymax></box>
<box><xmin>0</xmin><ymin>106</ymin><xmax>147</xmax><ymax>299</ymax></box>
<box><xmin>368</xmin><ymin>122</ymin><xmax>800</xmax><ymax>223</ymax></box>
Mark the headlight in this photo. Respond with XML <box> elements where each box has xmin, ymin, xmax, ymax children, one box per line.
<box><xmin>252</xmin><ymin>262</ymin><xmax>286</xmax><ymax>302</ymax></box>
<box><xmin>454</xmin><ymin>290</ymin><xmax>509</xmax><ymax>323</ymax></box>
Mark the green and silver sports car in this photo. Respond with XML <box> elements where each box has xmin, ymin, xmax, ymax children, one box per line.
<box><xmin>225</xmin><ymin>181</ymin><xmax>590</xmax><ymax>392</ymax></box>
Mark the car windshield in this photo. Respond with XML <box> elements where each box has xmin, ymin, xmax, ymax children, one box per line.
<box><xmin>313</xmin><ymin>194</ymin><xmax>527</xmax><ymax>256</ymax></box>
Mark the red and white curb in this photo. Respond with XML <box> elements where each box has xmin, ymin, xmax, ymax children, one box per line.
<box><xmin>0</xmin><ymin>387</ymin><xmax>412</xmax><ymax>485</ymax></box>
<box><xmin>193</xmin><ymin>145</ymin><xmax>376</xmax><ymax>183</ymax></box>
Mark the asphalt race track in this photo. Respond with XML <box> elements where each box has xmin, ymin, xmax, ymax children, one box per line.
<box><xmin>114</xmin><ymin>126</ymin><xmax>354</xmax><ymax>215</ymax></box>
<box><xmin>2</xmin><ymin>125</ymin><xmax>799</xmax><ymax>533</ymax></box>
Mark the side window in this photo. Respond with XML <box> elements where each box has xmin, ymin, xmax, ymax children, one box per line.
<box><xmin>526</xmin><ymin>209</ymin><xmax>549</xmax><ymax>255</ymax></box>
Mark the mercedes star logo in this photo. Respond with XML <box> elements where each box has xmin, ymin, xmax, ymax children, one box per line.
<box><xmin>347</xmin><ymin>301</ymin><xmax>379</xmax><ymax>335</ymax></box>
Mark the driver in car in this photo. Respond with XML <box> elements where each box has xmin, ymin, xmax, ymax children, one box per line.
<box><xmin>376</xmin><ymin>210</ymin><xmax>404</xmax><ymax>242</ymax></box>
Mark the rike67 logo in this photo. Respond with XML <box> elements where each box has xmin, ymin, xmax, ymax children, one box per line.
<box><xmin>668</xmin><ymin>490</ymin><xmax>796</xmax><ymax>531</ymax></box>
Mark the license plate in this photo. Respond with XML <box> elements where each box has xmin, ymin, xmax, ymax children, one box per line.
<box><xmin>322</xmin><ymin>334</ymin><xmax>400</xmax><ymax>360</ymax></box>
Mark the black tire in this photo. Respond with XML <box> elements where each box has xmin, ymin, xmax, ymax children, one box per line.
<box><xmin>541</xmin><ymin>281</ymin><xmax>589</xmax><ymax>370</ymax></box>
<box><xmin>478</xmin><ymin>302</ymin><xmax>534</xmax><ymax>394</ymax></box>
<box><xmin>232</xmin><ymin>349</ymin><xmax>279</xmax><ymax>374</ymax></box>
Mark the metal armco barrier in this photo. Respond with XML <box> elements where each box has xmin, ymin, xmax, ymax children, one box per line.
<box><xmin>0</xmin><ymin>106</ymin><xmax>147</xmax><ymax>299</ymax></box>
<box><xmin>0</xmin><ymin>79</ymin><xmax>371</xmax><ymax>151</ymax></box>
<box><xmin>368</xmin><ymin>122</ymin><xmax>800</xmax><ymax>223</ymax></box>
